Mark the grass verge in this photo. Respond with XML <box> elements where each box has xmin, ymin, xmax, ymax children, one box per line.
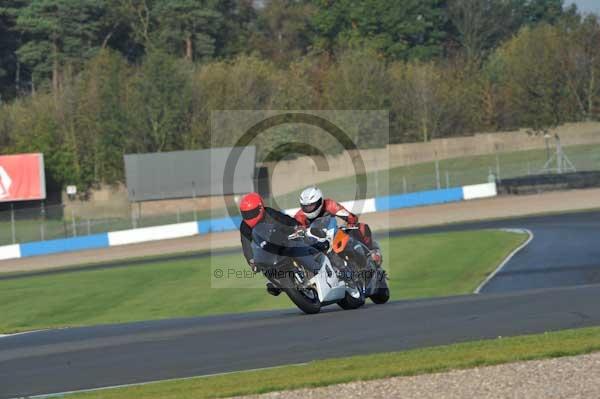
<box><xmin>0</xmin><ymin>230</ymin><xmax>525</xmax><ymax>333</ymax></box>
<box><xmin>70</xmin><ymin>326</ymin><xmax>600</xmax><ymax>399</ymax></box>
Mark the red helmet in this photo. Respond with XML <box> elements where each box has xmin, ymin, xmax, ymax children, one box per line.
<box><xmin>239</xmin><ymin>192</ymin><xmax>265</xmax><ymax>228</ymax></box>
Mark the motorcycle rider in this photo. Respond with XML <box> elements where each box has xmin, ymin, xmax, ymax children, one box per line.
<box><xmin>294</xmin><ymin>186</ymin><xmax>382</xmax><ymax>266</ymax></box>
<box><xmin>239</xmin><ymin>192</ymin><xmax>324</xmax><ymax>296</ymax></box>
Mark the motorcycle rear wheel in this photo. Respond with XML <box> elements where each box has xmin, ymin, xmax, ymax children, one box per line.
<box><xmin>284</xmin><ymin>286</ymin><xmax>321</xmax><ymax>314</ymax></box>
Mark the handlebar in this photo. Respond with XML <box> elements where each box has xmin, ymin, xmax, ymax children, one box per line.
<box><xmin>288</xmin><ymin>229</ymin><xmax>306</xmax><ymax>240</ymax></box>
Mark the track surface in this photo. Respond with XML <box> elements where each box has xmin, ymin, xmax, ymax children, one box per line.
<box><xmin>389</xmin><ymin>211</ymin><xmax>600</xmax><ymax>292</ymax></box>
<box><xmin>2</xmin><ymin>211</ymin><xmax>600</xmax><ymax>398</ymax></box>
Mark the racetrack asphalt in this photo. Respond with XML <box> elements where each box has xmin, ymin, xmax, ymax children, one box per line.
<box><xmin>389</xmin><ymin>210</ymin><xmax>600</xmax><ymax>293</ymax></box>
<box><xmin>2</xmin><ymin>211</ymin><xmax>600</xmax><ymax>398</ymax></box>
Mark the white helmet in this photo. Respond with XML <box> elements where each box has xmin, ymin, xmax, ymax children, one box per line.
<box><xmin>299</xmin><ymin>186</ymin><xmax>324</xmax><ymax>219</ymax></box>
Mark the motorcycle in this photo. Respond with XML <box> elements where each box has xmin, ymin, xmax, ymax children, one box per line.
<box><xmin>251</xmin><ymin>216</ymin><xmax>389</xmax><ymax>314</ymax></box>
<box><xmin>330</xmin><ymin>220</ymin><xmax>390</xmax><ymax>307</ymax></box>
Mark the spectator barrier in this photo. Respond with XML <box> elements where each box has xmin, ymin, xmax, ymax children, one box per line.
<box><xmin>0</xmin><ymin>182</ymin><xmax>497</xmax><ymax>261</ymax></box>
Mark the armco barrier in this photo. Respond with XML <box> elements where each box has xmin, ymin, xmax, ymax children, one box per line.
<box><xmin>108</xmin><ymin>222</ymin><xmax>199</xmax><ymax>247</ymax></box>
<box><xmin>20</xmin><ymin>234</ymin><xmax>110</xmax><ymax>257</ymax></box>
<box><xmin>497</xmin><ymin>171</ymin><xmax>600</xmax><ymax>195</ymax></box>
<box><xmin>375</xmin><ymin>187</ymin><xmax>464</xmax><ymax>212</ymax></box>
<box><xmin>463</xmin><ymin>182</ymin><xmax>497</xmax><ymax>200</ymax></box>
<box><xmin>284</xmin><ymin>198</ymin><xmax>377</xmax><ymax>218</ymax></box>
<box><xmin>198</xmin><ymin>216</ymin><xmax>242</xmax><ymax>234</ymax></box>
<box><xmin>0</xmin><ymin>244</ymin><xmax>20</xmax><ymax>261</ymax></box>
<box><xmin>0</xmin><ymin>182</ymin><xmax>497</xmax><ymax>261</ymax></box>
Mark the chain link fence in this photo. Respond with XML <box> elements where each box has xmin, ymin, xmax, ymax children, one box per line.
<box><xmin>2</xmin><ymin>143</ymin><xmax>600</xmax><ymax>247</ymax></box>
<box><xmin>270</xmin><ymin>142</ymin><xmax>600</xmax><ymax>208</ymax></box>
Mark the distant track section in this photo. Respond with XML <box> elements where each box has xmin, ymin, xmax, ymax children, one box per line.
<box><xmin>389</xmin><ymin>210</ymin><xmax>600</xmax><ymax>293</ymax></box>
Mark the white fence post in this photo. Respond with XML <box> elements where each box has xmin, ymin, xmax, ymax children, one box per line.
<box><xmin>71</xmin><ymin>210</ymin><xmax>77</xmax><ymax>237</ymax></box>
<box><xmin>435</xmin><ymin>160</ymin><xmax>441</xmax><ymax>190</ymax></box>
<box><xmin>10</xmin><ymin>204</ymin><xmax>16</xmax><ymax>244</ymax></box>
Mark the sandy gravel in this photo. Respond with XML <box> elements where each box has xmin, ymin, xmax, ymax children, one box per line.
<box><xmin>2</xmin><ymin>188</ymin><xmax>600</xmax><ymax>274</ymax></box>
<box><xmin>234</xmin><ymin>352</ymin><xmax>600</xmax><ymax>399</ymax></box>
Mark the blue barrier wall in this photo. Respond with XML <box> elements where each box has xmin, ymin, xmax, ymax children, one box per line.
<box><xmin>375</xmin><ymin>187</ymin><xmax>464</xmax><ymax>212</ymax></box>
<box><xmin>198</xmin><ymin>216</ymin><xmax>241</xmax><ymax>234</ymax></box>
<box><xmin>5</xmin><ymin>184</ymin><xmax>492</xmax><ymax>261</ymax></box>
<box><xmin>20</xmin><ymin>234</ymin><xmax>110</xmax><ymax>258</ymax></box>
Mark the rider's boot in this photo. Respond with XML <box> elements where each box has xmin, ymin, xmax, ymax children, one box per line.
<box><xmin>366</xmin><ymin>238</ymin><xmax>382</xmax><ymax>268</ymax></box>
<box><xmin>266</xmin><ymin>282</ymin><xmax>282</xmax><ymax>296</ymax></box>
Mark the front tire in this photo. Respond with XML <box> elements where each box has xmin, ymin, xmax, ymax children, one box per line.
<box><xmin>338</xmin><ymin>279</ymin><xmax>365</xmax><ymax>310</ymax></box>
<box><xmin>370</xmin><ymin>274</ymin><xmax>390</xmax><ymax>304</ymax></box>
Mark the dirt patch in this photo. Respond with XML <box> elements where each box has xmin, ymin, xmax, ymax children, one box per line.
<box><xmin>233</xmin><ymin>352</ymin><xmax>600</xmax><ymax>399</ymax></box>
<box><xmin>2</xmin><ymin>188</ymin><xmax>600</xmax><ymax>274</ymax></box>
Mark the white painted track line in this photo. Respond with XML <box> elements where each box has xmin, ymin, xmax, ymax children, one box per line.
<box><xmin>474</xmin><ymin>229</ymin><xmax>534</xmax><ymax>294</ymax></box>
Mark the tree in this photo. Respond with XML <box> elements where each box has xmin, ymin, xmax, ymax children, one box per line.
<box><xmin>389</xmin><ymin>61</ymin><xmax>446</xmax><ymax>142</ymax></box>
<box><xmin>250</xmin><ymin>0</ymin><xmax>315</xmax><ymax>65</ymax></box>
<box><xmin>448</xmin><ymin>0</ymin><xmax>517</xmax><ymax>62</ymax></box>
<box><xmin>128</xmin><ymin>50</ymin><xmax>191</xmax><ymax>153</ymax></box>
<box><xmin>490</xmin><ymin>24</ymin><xmax>573</xmax><ymax>132</ymax></box>
<box><xmin>322</xmin><ymin>47</ymin><xmax>388</xmax><ymax>148</ymax></box>
<box><xmin>74</xmin><ymin>50</ymin><xmax>131</xmax><ymax>183</ymax></box>
<box><xmin>521</xmin><ymin>0</ymin><xmax>570</xmax><ymax>24</ymax></box>
<box><xmin>15</xmin><ymin>0</ymin><xmax>105</xmax><ymax>92</ymax></box>
<box><xmin>155</xmin><ymin>0</ymin><xmax>222</xmax><ymax>61</ymax></box>
<box><xmin>190</xmin><ymin>55</ymin><xmax>280</xmax><ymax>152</ymax></box>
<box><xmin>213</xmin><ymin>0</ymin><xmax>256</xmax><ymax>58</ymax></box>
<box><xmin>311</xmin><ymin>0</ymin><xmax>449</xmax><ymax>60</ymax></box>
<box><xmin>388</xmin><ymin>59</ymin><xmax>480</xmax><ymax>143</ymax></box>
<box><xmin>8</xmin><ymin>94</ymin><xmax>79</xmax><ymax>189</ymax></box>
<box><xmin>0</xmin><ymin>1</ymin><xmax>29</xmax><ymax>100</ymax></box>
<box><xmin>559</xmin><ymin>14</ymin><xmax>600</xmax><ymax>120</ymax></box>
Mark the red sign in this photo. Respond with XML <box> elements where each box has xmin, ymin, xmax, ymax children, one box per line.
<box><xmin>0</xmin><ymin>153</ymin><xmax>46</xmax><ymax>202</ymax></box>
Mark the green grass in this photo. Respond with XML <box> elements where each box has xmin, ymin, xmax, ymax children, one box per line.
<box><xmin>0</xmin><ymin>230</ymin><xmax>524</xmax><ymax>333</ymax></box>
<box><xmin>71</xmin><ymin>326</ymin><xmax>600</xmax><ymax>399</ymax></box>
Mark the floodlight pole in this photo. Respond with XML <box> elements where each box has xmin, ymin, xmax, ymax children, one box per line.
<box><xmin>540</xmin><ymin>134</ymin><xmax>576</xmax><ymax>174</ymax></box>
<box><xmin>556</xmin><ymin>135</ymin><xmax>562</xmax><ymax>174</ymax></box>
<box><xmin>544</xmin><ymin>133</ymin><xmax>551</xmax><ymax>163</ymax></box>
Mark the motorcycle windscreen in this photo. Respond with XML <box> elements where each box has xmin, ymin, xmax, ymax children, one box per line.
<box><xmin>251</xmin><ymin>224</ymin><xmax>282</xmax><ymax>267</ymax></box>
<box><xmin>309</xmin><ymin>215</ymin><xmax>336</xmax><ymax>231</ymax></box>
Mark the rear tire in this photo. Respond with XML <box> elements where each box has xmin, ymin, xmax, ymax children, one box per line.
<box><xmin>284</xmin><ymin>287</ymin><xmax>321</xmax><ymax>314</ymax></box>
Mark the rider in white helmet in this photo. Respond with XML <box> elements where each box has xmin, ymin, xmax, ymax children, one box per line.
<box><xmin>295</xmin><ymin>186</ymin><xmax>382</xmax><ymax>266</ymax></box>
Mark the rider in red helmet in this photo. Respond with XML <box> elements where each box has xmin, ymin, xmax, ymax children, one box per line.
<box><xmin>239</xmin><ymin>192</ymin><xmax>300</xmax><ymax>296</ymax></box>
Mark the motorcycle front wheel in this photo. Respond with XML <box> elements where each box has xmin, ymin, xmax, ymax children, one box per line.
<box><xmin>370</xmin><ymin>272</ymin><xmax>390</xmax><ymax>304</ymax></box>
